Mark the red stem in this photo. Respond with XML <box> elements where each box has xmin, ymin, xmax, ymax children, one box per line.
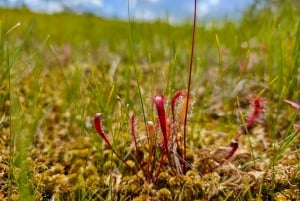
<box><xmin>130</xmin><ymin>115</ymin><xmax>148</xmax><ymax>178</ymax></box>
<box><xmin>183</xmin><ymin>0</ymin><xmax>197</xmax><ymax>173</ymax></box>
<box><xmin>153</xmin><ymin>151</ymin><xmax>167</xmax><ymax>183</ymax></box>
<box><xmin>225</xmin><ymin>140</ymin><xmax>239</xmax><ymax>160</ymax></box>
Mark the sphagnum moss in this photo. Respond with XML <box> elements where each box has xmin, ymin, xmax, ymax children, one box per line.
<box><xmin>157</xmin><ymin>188</ymin><xmax>172</xmax><ymax>201</ymax></box>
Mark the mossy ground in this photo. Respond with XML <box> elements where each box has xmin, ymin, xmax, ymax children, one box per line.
<box><xmin>0</xmin><ymin>2</ymin><xmax>299</xmax><ymax>200</ymax></box>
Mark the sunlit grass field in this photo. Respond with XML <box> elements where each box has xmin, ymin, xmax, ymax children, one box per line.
<box><xmin>0</xmin><ymin>1</ymin><xmax>299</xmax><ymax>200</ymax></box>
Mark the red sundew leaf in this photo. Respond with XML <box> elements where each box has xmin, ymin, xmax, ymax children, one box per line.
<box><xmin>130</xmin><ymin>114</ymin><xmax>137</xmax><ymax>140</ymax></box>
<box><xmin>171</xmin><ymin>91</ymin><xmax>184</xmax><ymax>120</ymax></box>
<box><xmin>246</xmin><ymin>98</ymin><xmax>265</xmax><ymax>131</ymax></box>
<box><xmin>94</xmin><ymin>113</ymin><xmax>104</xmax><ymax>135</ymax></box>
<box><xmin>166</xmin><ymin>117</ymin><xmax>172</xmax><ymax>141</ymax></box>
<box><xmin>130</xmin><ymin>114</ymin><xmax>140</xmax><ymax>156</ymax></box>
<box><xmin>154</xmin><ymin>95</ymin><xmax>175</xmax><ymax>172</ymax></box>
<box><xmin>93</xmin><ymin>113</ymin><xmax>111</xmax><ymax>146</ymax></box>
<box><xmin>284</xmin><ymin>99</ymin><xmax>300</xmax><ymax>110</ymax></box>
<box><xmin>294</xmin><ymin>124</ymin><xmax>300</xmax><ymax>132</ymax></box>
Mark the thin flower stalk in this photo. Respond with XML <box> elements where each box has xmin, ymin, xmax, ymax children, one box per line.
<box><xmin>183</xmin><ymin>0</ymin><xmax>197</xmax><ymax>173</ymax></box>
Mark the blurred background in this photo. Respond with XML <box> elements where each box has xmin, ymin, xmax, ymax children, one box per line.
<box><xmin>0</xmin><ymin>0</ymin><xmax>256</xmax><ymax>23</ymax></box>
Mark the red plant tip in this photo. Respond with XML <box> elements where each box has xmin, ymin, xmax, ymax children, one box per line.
<box><xmin>154</xmin><ymin>95</ymin><xmax>167</xmax><ymax>132</ymax></box>
<box><xmin>284</xmin><ymin>99</ymin><xmax>300</xmax><ymax>110</ymax></box>
<box><xmin>154</xmin><ymin>95</ymin><xmax>165</xmax><ymax>107</ymax></box>
<box><xmin>94</xmin><ymin>113</ymin><xmax>111</xmax><ymax>145</ymax></box>
<box><xmin>245</xmin><ymin>98</ymin><xmax>265</xmax><ymax>131</ymax></box>
<box><xmin>225</xmin><ymin>140</ymin><xmax>239</xmax><ymax>160</ymax></box>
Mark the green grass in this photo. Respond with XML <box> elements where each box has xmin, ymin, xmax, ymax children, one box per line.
<box><xmin>0</xmin><ymin>1</ymin><xmax>300</xmax><ymax>200</ymax></box>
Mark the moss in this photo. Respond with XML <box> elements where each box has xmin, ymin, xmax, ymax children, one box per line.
<box><xmin>156</xmin><ymin>171</ymin><xmax>170</xmax><ymax>188</ymax></box>
<box><xmin>157</xmin><ymin>188</ymin><xmax>172</xmax><ymax>201</ymax></box>
<box><xmin>103</xmin><ymin>161</ymin><xmax>117</xmax><ymax>172</ymax></box>
<box><xmin>132</xmin><ymin>194</ymin><xmax>151</xmax><ymax>201</ymax></box>
<box><xmin>10</xmin><ymin>194</ymin><xmax>20</xmax><ymax>201</ymax></box>
<box><xmin>274</xmin><ymin>189</ymin><xmax>299</xmax><ymax>201</ymax></box>
<box><xmin>124</xmin><ymin>159</ymin><xmax>136</xmax><ymax>171</ymax></box>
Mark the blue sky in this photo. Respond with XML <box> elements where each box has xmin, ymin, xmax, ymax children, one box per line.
<box><xmin>0</xmin><ymin>0</ymin><xmax>255</xmax><ymax>23</ymax></box>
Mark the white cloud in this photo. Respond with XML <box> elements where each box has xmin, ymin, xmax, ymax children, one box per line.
<box><xmin>65</xmin><ymin>0</ymin><xmax>103</xmax><ymax>7</ymax></box>
<box><xmin>24</xmin><ymin>0</ymin><xmax>64</xmax><ymax>13</ymax></box>
<box><xmin>197</xmin><ymin>0</ymin><xmax>221</xmax><ymax>17</ymax></box>
<box><xmin>1</xmin><ymin>0</ymin><xmax>254</xmax><ymax>22</ymax></box>
<box><xmin>22</xmin><ymin>0</ymin><xmax>104</xmax><ymax>13</ymax></box>
<box><xmin>46</xmin><ymin>2</ymin><xmax>64</xmax><ymax>12</ymax></box>
<box><xmin>134</xmin><ymin>9</ymin><xmax>156</xmax><ymax>21</ymax></box>
<box><xmin>197</xmin><ymin>2</ymin><xmax>208</xmax><ymax>17</ymax></box>
<box><xmin>210</xmin><ymin>0</ymin><xmax>220</xmax><ymax>6</ymax></box>
<box><xmin>89</xmin><ymin>0</ymin><xmax>103</xmax><ymax>7</ymax></box>
<box><xmin>145</xmin><ymin>0</ymin><xmax>160</xmax><ymax>2</ymax></box>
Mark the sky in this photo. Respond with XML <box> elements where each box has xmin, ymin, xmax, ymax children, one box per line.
<box><xmin>0</xmin><ymin>0</ymin><xmax>255</xmax><ymax>23</ymax></box>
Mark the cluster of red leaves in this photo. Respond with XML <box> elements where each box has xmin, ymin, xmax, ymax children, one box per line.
<box><xmin>93</xmin><ymin>91</ymin><xmax>190</xmax><ymax>183</ymax></box>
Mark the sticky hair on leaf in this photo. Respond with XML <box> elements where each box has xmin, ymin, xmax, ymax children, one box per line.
<box><xmin>171</xmin><ymin>91</ymin><xmax>184</xmax><ymax>121</ymax></box>
<box><xmin>245</xmin><ymin>98</ymin><xmax>265</xmax><ymax>132</ymax></box>
<box><xmin>130</xmin><ymin>114</ymin><xmax>137</xmax><ymax>140</ymax></box>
